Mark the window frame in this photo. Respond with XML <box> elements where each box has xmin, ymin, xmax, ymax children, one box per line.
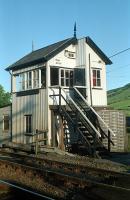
<box><xmin>50</xmin><ymin>67</ymin><xmax>59</xmax><ymax>86</ymax></box>
<box><xmin>33</xmin><ymin>70</ymin><xmax>39</xmax><ymax>88</ymax></box>
<box><xmin>24</xmin><ymin>114</ymin><xmax>32</xmax><ymax>135</ymax></box>
<box><xmin>92</xmin><ymin>69</ymin><xmax>101</xmax><ymax>88</ymax></box>
<box><xmin>16</xmin><ymin>69</ymin><xmax>41</xmax><ymax>92</ymax></box>
<box><xmin>59</xmin><ymin>68</ymin><xmax>73</xmax><ymax>87</ymax></box>
<box><xmin>26</xmin><ymin>71</ymin><xmax>32</xmax><ymax>90</ymax></box>
<box><xmin>64</xmin><ymin>50</ymin><xmax>76</xmax><ymax>59</ymax></box>
<box><xmin>3</xmin><ymin>115</ymin><xmax>9</xmax><ymax>132</ymax></box>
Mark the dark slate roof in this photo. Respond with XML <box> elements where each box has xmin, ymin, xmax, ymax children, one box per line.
<box><xmin>5</xmin><ymin>36</ymin><xmax>112</xmax><ymax>71</ymax></box>
<box><xmin>86</xmin><ymin>37</ymin><xmax>112</xmax><ymax>65</ymax></box>
<box><xmin>6</xmin><ymin>37</ymin><xmax>76</xmax><ymax>71</ymax></box>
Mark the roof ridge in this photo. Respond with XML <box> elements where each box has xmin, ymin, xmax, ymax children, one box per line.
<box><xmin>31</xmin><ymin>37</ymin><xmax>73</xmax><ymax>54</ymax></box>
<box><xmin>43</xmin><ymin>37</ymin><xmax>74</xmax><ymax>58</ymax></box>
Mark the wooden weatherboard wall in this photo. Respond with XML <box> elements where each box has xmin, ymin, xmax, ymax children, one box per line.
<box><xmin>12</xmin><ymin>89</ymin><xmax>48</xmax><ymax>144</ymax></box>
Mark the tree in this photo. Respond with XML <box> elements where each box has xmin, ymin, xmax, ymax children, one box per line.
<box><xmin>0</xmin><ymin>84</ymin><xmax>11</xmax><ymax>107</ymax></box>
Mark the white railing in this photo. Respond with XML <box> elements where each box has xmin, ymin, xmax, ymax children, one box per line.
<box><xmin>49</xmin><ymin>86</ymin><xmax>114</xmax><ymax>139</ymax></box>
<box><xmin>73</xmin><ymin>87</ymin><xmax>115</xmax><ymax>136</ymax></box>
<box><xmin>60</xmin><ymin>86</ymin><xmax>101</xmax><ymax>137</ymax></box>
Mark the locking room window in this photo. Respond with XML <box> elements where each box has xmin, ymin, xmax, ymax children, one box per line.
<box><xmin>3</xmin><ymin>115</ymin><xmax>9</xmax><ymax>131</ymax></box>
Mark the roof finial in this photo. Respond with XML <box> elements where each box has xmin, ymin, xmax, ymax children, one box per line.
<box><xmin>74</xmin><ymin>22</ymin><xmax>77</xmax><ymax>38</ymax></box>
<box><xmin>32</xmin><ymin>40</ymin><xmax>34</xmax><ymax>52</ymax></box>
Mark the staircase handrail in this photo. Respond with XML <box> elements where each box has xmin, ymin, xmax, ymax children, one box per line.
<box><xmin>73</xmin><ymin>87</ymin><xmax>115</xmax><ymax>137</ymax></box>
<box><xmin>60</xmin><ymin>86</ymin><xmax>101</xmax><ymax>138</ymax></box>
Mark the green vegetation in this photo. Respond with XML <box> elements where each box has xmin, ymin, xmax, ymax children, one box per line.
<box><xmin>0</xmin><ymin>84</ymin><xmax>11</xmax><ymax>107</ymax></box>
<box><xmin>107</xmin><ymin>83</ymin><xmax>130</xmax><ymax>116</ymax></box>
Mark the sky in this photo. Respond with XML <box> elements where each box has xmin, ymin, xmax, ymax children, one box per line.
<box><xmin>0</xmin><ymin>0</ymin><xmax>130</xmax><ymax>92</ymax></box>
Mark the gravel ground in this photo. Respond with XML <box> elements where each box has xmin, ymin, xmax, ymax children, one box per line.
<box><xmin>36</xmin><ymin>151</ymin><xmax>127</xmax><ymax>172</ymax></box>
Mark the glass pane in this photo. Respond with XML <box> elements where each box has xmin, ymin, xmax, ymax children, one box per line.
<box><xmin>29</xmin><ymin>71</ymin><xmax>31</xmax><ymax>79</ymax></box>
<box><xmin>70</xmin><ymin>71</ymin><xmax>73</xmax><ymax>78</ymax></box>
<box><xmin>61</xmin><ymin>69</ymin><xmax>64</xmax><ymax>77</ymax></box>
<box><xmin>29</xmin><ymin>72</ymin><xmax>32</xmax><ymax>87</ymax></box>
<box><xmin>97</xmin><ymin>70</ymin><xmax>100</xmax><ymax>78</ymax></box>
<box><xmin>93</xmin><ymin>78</ymin><xmax>96</xmax><ymax>86</ymax></box>
<box><xmin>70</xmin><ymin>78</ymin><xmax>73</xmax><ymax>87</ymax></box>
<box><xmin>25</xmin><ymin>115</ymin><xmax>32</xmax><ymax>133</ymax></box>
<box><xmin>27</xmin><ymin>72</ymin><xmax>32</xmax><ymax>89</ymax></box>
<box><xmin>41</xmin><ymin>68</ymin><xmax>46</xmax><ymax>88</ymax></box>
<box><xmin>22</xmin><ymin>74</ymin><xmax>26</xmax><ymax>90</ymax></box>
<box><xmin>16</xmin><ymin>74</ymin><xmax>21</xmax><ymax>91</ymax></box>
<box><xmin>3</xmin><ymin>115</ymin><xmax>9</xmax><ymax>131</ymax></box>
<box><xmin>61</xmin><ymin>78</ymin><xmax>64</xmax><ymax>86</ymax></box>
<box><xmin>66</xmin><ymin>79</ymin><xmax>69</xmax><ymax>86</ymax></box>
<box><xmin>33</xmin><ymin>70</ymin><xmax>39</xmax><ymax>88</ymax></box>
<box><xmin>74</xmin><ymin>68</ymin><xmax>85</xmax><ymax>86</ymax></box>
<box><xmin>50</xmin><ymin>68</ymin><xmax>59</xmax><ymax>86</ymax></box>
<box><xmin>70</xmin><ymin>71</ymin><xmax>73</xmax><ymax>87</ymax></box>
<box><xmin>97</xmin><ymin>79</ymin><xmax>101</xmax><ymax>86</ymax></box>
<box><xmin>93</xmin><ymin>70</ymin><xmax>96</xmax><ymax>78</ymax></box>
<box><xmin>65</xmin><ymin>70</ymin><xmax>69</xmax><ymax>78</ymax></box>
<box><xmin>19</xmin><ymin>73</ymin><xmax>26</xmax><ymax>91</ymax></box>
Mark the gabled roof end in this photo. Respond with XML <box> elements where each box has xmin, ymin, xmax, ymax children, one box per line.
<box><xmin>86</xmin><ymin>36</ymin><xmax>112</xmax><ymax>65</ymax></box>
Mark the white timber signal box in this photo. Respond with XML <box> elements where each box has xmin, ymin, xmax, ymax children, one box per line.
<box><xmin>5</xmin><ymin>36</ymin><xmax>118</xmax><ymax>156</ymax></box>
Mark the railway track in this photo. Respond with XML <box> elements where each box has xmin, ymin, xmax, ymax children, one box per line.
<box><xmin>0</xmin><ymin>149</ymin><xmax>130</xmax><ymax>199</ymax></box>
<box><xmin>0</xmin><ymin>179</ymin><xmax>55</xmax><ymax>200</ymax></box>
<box><xmin>0</xmin><ymin>149</ymin><xmax>129</xmax><ymax>188</ymax></box>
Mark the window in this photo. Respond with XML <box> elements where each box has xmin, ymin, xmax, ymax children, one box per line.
<box><xmin>26</xmin><ymin>71</ymin><xmax>32</xmax><ymax>89</ymax></box>
<box><xmin>19</xmin><ymin>73</ymin><xmax>26</xmax><ymax>91</ymax></box>
<box><xmin>33</xmin><ymin>70</ymin><xmax>39</xmax><ymax>88</ymax></box>
<box><xmin>50</xmin><ymin>68</ymin><xmax>73</xmax><ymax>87</ymax></box>
<box><xmin>92</xmin><ymin>69</ymin><xmax>101</xmax><ymax>87</ymax></box>
<box><xmin>41</xmin><ymin>68</ymin><xmax>46</xmax><ymax>88</ymax></box>
<box><xmin>25</xmin><ymin>115</ymin><xmax>32</xmax><ymax>134</ymax></box>
<box><xmin>16</xmin><ymin>69</ymin><xmax>40</xmax><ymax>92</ymax></box>
<box><xmin>3</xmin><ymin>115</ymin><xmax>9</xmax><ymax>131</ymax></box>
<box><xmin>64</xmin><ymin>50</ymin><xmax>75</xmax><ymax>59</ymax></box>
<box><xmin>60</xmin><ymin>69</ymin><xmax>73</xmax><ymax>87</ymax></box>
<box><xmin>74</xmin><ymin>68</ymin><xmax>85</xmax><ymax>86</ymax></box>
<box><xmin>50</xmin><ymin>68</ymin><xmax>59</xmax><ymax>86</ymax></box>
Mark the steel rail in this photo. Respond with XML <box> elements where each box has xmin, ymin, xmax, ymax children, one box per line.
<box><xmin>0</xmin><ymin>179</ymin><xmax>55</xmax><ymax>200</ymax></box>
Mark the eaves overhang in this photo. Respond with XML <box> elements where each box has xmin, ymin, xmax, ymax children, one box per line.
<box><xmin>5</xmin><ymin>37</ymin><xmax>77</xmax><ymax>72</ymax></box>
<box><xmin>86</xmin><ymin>36</ymin><xmax>112</xmax><ymax>65</ymax></box>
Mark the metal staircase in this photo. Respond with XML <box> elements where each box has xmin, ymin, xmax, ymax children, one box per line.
<box><xmin>50</xmin><ymin>86</ymin><xmax>114</xmax><ymax>157</ymax></box>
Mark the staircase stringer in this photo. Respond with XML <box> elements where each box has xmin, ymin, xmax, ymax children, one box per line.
<box><xmin>73</xmin><ymin>87</ymin><xmax>115</xmax><ymax>139</ymax></box>
<box><xmin>59</xmin><ymin>106</ymin><xmax>92</xmax><ymax>153</ymax></box>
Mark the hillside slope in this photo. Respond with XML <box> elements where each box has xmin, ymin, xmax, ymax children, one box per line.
<box><xmin>107</xmin><ymin>83</ymin><xmax>130</xmax><ymax>116</ymax></box>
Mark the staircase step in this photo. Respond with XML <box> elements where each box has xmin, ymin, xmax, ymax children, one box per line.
<box><xmin>51</xmin><ymin>88</ymin><xmax>113</xmax><ymax>156</ymax></box>
<box><xmin>87</xmin><ymin>135</ymin><xmax>93</xmax><ymax>139</ymax></box>
<box><xmin>79</xmin><ymin>127</ymin><xmax>86</xmax><ymax>131</ymax></box>
<box><xmin>82</xmin><ymin>131</ymin><xmax>89</xmax><ymax>134</ymax></box>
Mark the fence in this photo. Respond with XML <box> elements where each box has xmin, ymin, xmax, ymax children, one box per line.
<box><xmin>97</xmin><ymin>109</ymin><xmax>128</xmax><ymax>152</ymax></box>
